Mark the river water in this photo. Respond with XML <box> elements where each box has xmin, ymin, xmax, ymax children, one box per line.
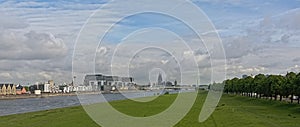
<box><xmin>0</xmin><ymin>91</ymin><xmax>165</xmax><ymax>116</ymax></box>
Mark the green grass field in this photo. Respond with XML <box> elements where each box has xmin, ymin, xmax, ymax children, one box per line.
<box><xmin>0</xmin><ymin>91</ymin><xmax>299</xmax><ymax>127</ymax></box>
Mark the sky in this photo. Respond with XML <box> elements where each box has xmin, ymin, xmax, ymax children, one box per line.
<box><xmin>0</xmin><ymin>0</ymin><xmax>300</xmax><ymax>85</ymax></box>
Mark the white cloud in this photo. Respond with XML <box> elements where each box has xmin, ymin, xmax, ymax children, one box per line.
<box><xmin>0</xmin><ymin>30</ymin><xmax>67</xmax><ymax>60</ymax></box>
<box><xmin>226</xmin><ymin>65</ymin><xmax>267</xmax><ymax>76</ymax></box>
<box><xmin>0</xmin><ymin>13</ymin><xmax>28</xmax><ymax>29</ymax></box>
<box><xmin>38</xmin><ymin>72</ymin><xmax>52</xmax><ymax>80</ymax></box>
<box><xmin>192</xmin><ymin>0</ymin><xmax>242</xmax><ymax>5</ymax></box>
<box><xmin>0</xmin><ymin>72</ymin><xmax>13</xmax><ymax>79</ymax></box>
<box><xmin>0</xmin><ymin>0</ymin><xmax>299</xmax><ymax>85</ymax></box>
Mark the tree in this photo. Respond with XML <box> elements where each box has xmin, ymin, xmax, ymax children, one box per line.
<box><xmin>280</xmin><ymin>76</ymin><xmax>289</xmax><ymax>101</ymax></box>
<box><xmin>231</xmin><ymin>78</ymin><xmax>239</xmax><ymax>95</ymax></box>
<box><xmin>268</xmin><ymin>75</ymin><xmax>285</xmax><ymax>101</ymax></box>
<box><xmin>265</xmin><ymin>75</ymin><xmax>274</xmax><ymax>100</ymax></box>
<box><xmin>277</xmin><ymin>75</ymin><xmax>286</xmax><ymax>101</ymax></box>
<box><xmin>295</xmin><ymin>73</ymin><xmax>300</xmax><ymax>104</ymax></box>
<box><xmin>238</xmin><ymin>78</ymin><xmax>246</xmax><ymax>96</ymax></box>
<box><xmin>221</xmin><ymin>72</ymin><xmax>300</xmax><ymax>104</ymax></box>
<box><xmin>224</xmin><ymin>79</ymin><xmax>233</xmax><ymax>94</ymax></box>
<box><xmin>244</xmin><ymin>76</ymin><xmax>254</xmax><ymax>97</ymax></box>
<box><xmin>286</xmin><ymin>72</ymin><xmax>297</xmax><ymax>103</ymax></box>
<box><xmin>228</xmin><ymin>79</ymin><xmax>234</xmax><ymax>94</ymax></box>
<box><xmin>24</xmin><ymin>86</ymin><xmax>29</xmax><ymax>91</ymax></box>
<box><xmin>254</xmin><ymin>74</ymin><xmax>266</xmax><ymax>98</ymax></box>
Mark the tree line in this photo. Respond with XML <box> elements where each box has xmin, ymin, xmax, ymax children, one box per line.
<box><xmin>209</xmin><ymin>72</ymin><xmax>300</xmax><ymax>104</ymax></box>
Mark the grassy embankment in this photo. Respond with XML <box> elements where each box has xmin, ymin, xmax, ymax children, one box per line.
<box><xmin>0</xmin><ymin>91</ymin><xmax>299</xmax><ymax>127</ymax></box>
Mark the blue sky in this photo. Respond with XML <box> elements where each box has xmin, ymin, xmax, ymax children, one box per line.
<box><xmin>0</xmin><ymin>0</ymin><xmax>300</xmax><ymax>85</ymax></box>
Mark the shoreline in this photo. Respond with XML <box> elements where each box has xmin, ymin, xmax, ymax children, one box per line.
<box><xmin>0</xmin><ymin>89</ymin><xmax>185</xmax><ymax>100</ymax></box>
<box><xmin>0</xmin><ymin>93</ymin><xmax>77</xmax><ymax>100</ymax></box>
<box><xmin>0</xmin><ymin>91</ymin><xmax>107</xmax><ymax>100</ymax></box>
<box><xmin>0</xmin><ymin>90</ymin><xmax>149</xmax><ymax>100</ymax></box>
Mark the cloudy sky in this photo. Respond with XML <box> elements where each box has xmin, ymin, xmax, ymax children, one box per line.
<box><xmin>0</xmin><ymin>0</ymin><xmax>300</xmax><ymax>85</ymax></box>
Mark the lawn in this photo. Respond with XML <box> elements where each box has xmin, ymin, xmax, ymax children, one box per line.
<box><xmin>0</xmin><ymin>91</ymin><xmax>299</xmax><ymax>127</ymax></box>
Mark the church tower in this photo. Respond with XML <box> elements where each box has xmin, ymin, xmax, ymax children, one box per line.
<box><xmin>157</xmin><ymin>73</ymin><xmax>163</xmax><ymax>86</ymax></box>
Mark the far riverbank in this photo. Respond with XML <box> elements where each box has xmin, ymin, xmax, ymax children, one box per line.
<box><xmin>0</xmin><ymin>90</ymin><xmax>140</xmax><ymax>100</ymax></box>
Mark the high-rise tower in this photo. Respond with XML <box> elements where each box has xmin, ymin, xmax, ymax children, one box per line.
<box><xmin>157</xmin><ymin>73</ymin><xmax>163</xmax><ymax>86</ymax></box>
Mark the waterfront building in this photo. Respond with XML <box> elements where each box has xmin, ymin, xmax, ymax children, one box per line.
<box><xmin>1</xmin><ymin>84</ymin><xmax>6</xmax><ymax>95</ymax></box>
<box><xmin>30</xmin><ymin>82</ymin><xmax>45</xmax><ymax>93</ymax></box>
<box><xmin>34</xmin><ymin>90</ymin><xmax>41</xmax><ymax>95</ymax></box>
<box><xmin>29</xmin><ymin>85</ymin><xmax>37</xmax><ymax>94</ymax></box>
<box><xmin>16</xmin><ymin>85</ymin><xmax>22</xmax><ymax>95</ymax></box>
<box><xmin>6</xmin><ymin>84</ymin><xmax>12</xmax><ymax>95</ymax></box>
<box><xmin>22</xmin><ymin>87</ymin><xmax>27</xmax><ymax>94</ymax></box>
<box><xmin>11</xmin><ymin>85</ymin><xmax>16</xmax><ymax>95</ymax></box>
<box><xmin>16</xmin><ymin>85</ymin><xmax>27</xmax><ymax>95</ymax></box>
<box><xmin>75</xmin><ymin>86</ymin><xmax>87</xmax><ymax>92</ymax></box>
<box><xmin>83</xmin><ymin>74</ymin><xmax>135</xmax><ymax>91</ymax></box>
<box><xmin>48</xmin><ymin>80</ymin><xmax>55</xmax><ymax>93</ymax></box>
<box><xmin>0</xmin><ymin>84</ymin><xmax>17</xmax><ymax>95</ymax></box>
<box><xmin>29</xmin><ymin>80</ymin><xmax>58</xmax><ymax>94</ymax></box>
<box><xmin>44</xmin><ymin>82</ymin><xmax>50</xmax><ymax>93</ymax></box>
<box><xmin>0</xmin><ymin>84</ymin><xmax>4</xmax><ymax>95</ymax></box>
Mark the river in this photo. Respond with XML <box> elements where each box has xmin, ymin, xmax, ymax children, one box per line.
<box><xmin>0</xmin><ymin>91</ymin><xmax>168</xmax><ymax>116</ymax></box>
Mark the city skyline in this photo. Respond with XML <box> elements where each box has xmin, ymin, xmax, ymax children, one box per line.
<box><xmin>0</xmin><ymin>1</ymin><xmax>300</xmax><ymax>127</ymax></box>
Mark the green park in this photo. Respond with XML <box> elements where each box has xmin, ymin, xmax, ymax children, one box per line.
<box><xmin>0</xmin><ymin>89</ymin><xmax>299</xmax><ymax>127</ymax></box>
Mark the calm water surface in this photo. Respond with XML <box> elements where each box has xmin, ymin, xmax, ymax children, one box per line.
<box><xmin>0</xmin><ymin>91</ymin><xmax>162</xmax><ymax>116</ymax></box>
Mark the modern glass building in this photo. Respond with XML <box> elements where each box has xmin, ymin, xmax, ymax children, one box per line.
<box><xmin>83</xmin><ymin>74</ymin><xmax>135</xmax><ymax>91</ymax></box>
